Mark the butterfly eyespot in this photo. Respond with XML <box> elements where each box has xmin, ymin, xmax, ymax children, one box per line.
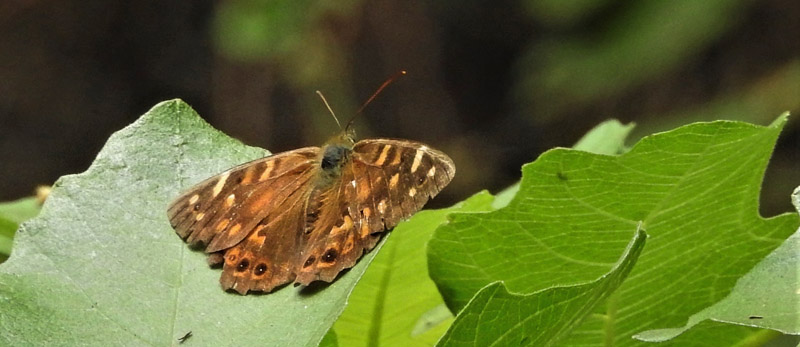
<box><xmin>417</xmin><ymin>176</ymin><xmax>425</xmax><ymax>185</ymax></box>
<box><xmin>227</xmin><ymin>254</ymin><xmax>237</xmax><ymax>262</ymax></box>
<box><xmin>236</xmin><ymin>259</ymin><xmax>250</xmax><ymax>272</ymax></box>
<box><xmin>303</xmin><ymin>256</ymin><xmax>316</xmax><ymax>268</ymax></box>
<box><xmin>322</xmin><ymin>249</ymin><xmax>338</xmax><ymax>263</ymax></box>
<box><xmin>193</xmin><ymin>203</ymin><xmax>200</xmax><ymax>211</ymax></box>
<box><xmin>254</xmin><ymin>263</ymin><xmax>267</xmax><ymax>276</ymax></box>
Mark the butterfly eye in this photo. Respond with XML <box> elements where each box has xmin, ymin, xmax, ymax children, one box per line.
<box><xmin>322</xmin><ymin>249</ymin><xmax>338</xmax><ymax>263</ymax></box>
<box><xmin>236</xmin><ymin>259</ymin><xmax>250</xmax><ymax>272</ymax></box>
<box><xmin>303</xmin><ymin>256</ymin><xmax>316</xmax><ymax>268</ymax></box>
<box><xmin>254</xmin><ymin>263</ymin><xmax>267</xmax><ymax>276</ymax></box>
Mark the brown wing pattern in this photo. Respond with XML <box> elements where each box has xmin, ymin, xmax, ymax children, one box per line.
<box><xmin>217</xmin><ymin>174</ymin><xmax>312</xmax><ymax>293</ymax></box>
<box><xmin>167</xmin><ymin>147</ymin><xmax>319</xmax><ymax>293</ymax></box>
<box><xmin>294</xmin><ymin>139</ymin><xmax>455</xmax><ymax>285</ymax></box>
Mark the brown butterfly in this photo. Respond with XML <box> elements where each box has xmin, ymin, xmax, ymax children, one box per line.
<box><xmin>167</xmin><ymin>77</ymin><xmax>455</xmax><ymax>294</ymax></box>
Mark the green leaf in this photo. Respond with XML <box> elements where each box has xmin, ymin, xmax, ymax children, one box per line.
<box><xmin>0</xmin><ymin>100</ymin><xmax>382</xmax><ymax>346</ymax></box>
<box><xmin>492</xmin><ymin>119</ymin><xmax>634</xmax><ymax>209</ymax></box>
<box><xmin>571</xmin><ymin>119</ymin><xmax>634</xmax><ymax>155</ymax></box>
<box><xmin>0</xmin><ymin>197</ymin><xmax>42</xmax><ymax>257</ymax></box>
<box><xmin>428</xmin><ymin>115</ymin><xmax>797</xmax><ymax>345</ymax></box>
<box><xmin>437</xmin><ymin>228</ymin><xmax>647</xmax><ymax>346</ymax></box>
<box><xmin>334</xmin><ymin>192</ymin><xmax>495</xmax><ymax>346</ymax></box>
<box><xmin>319</xmin><ymin>329</ymin><xmax>338</xmax><ymax>347</ymax></box>
<box><xmin>0</xmin><ymin>197</ymin><xmax>41</xmax><ymax>226</ymax></box>
<box><xmin>634</xmin><ymin>185</ymin><xmax>800</xmax><ymax>342</ymax></box>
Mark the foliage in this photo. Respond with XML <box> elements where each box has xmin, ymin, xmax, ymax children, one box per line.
<box><xmin>1</xmin><ymin>100</ymin><xmax>797</xmax><ymax>346</ymax></box>
<box><xmin>0</xmin><ymin>100</ymin><xmax>381</xmax><ymax>346</ymax></box>
<box><xmin>334</xmin><ymin>192</ymin><xmax>494</xmax><ymax>346</ymax></box>
<box><xmin>0</xmin><ymin>197</ymin><xmax>41</xmax><ymax>261</ymax></box>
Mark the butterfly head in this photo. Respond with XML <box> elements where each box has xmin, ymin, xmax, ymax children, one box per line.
<box><xmin>319</xmin><ymin>130</ymin><xmax>355</xmax><ymax>177</ymax></box>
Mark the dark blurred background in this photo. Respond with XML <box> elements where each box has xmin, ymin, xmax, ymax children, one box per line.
<box><xmin>0</xmin><ymin>0</ymin><xmax>798</xmax><ymax>215</ymax></box>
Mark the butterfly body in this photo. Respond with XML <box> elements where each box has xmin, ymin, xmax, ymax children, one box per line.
<box><xmin>319</xmin><ymin>136</ymin><xmax>353</xmax><ymax>173</ymax></box>
<box><xmin>168</xmin><ymin>132</ymin><xmax>455</xmax><ymax>294</ymax></box>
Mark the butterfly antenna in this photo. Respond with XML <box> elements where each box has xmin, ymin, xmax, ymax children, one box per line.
<box><xmin>316</xmin><ymin>90</ymin><xmax>342</xmax><ymax>130</ymax></box>
<box><xmin>344</xmin><ymin>70</ymin><xmax>407</xmax><ymax>132</ymax></box>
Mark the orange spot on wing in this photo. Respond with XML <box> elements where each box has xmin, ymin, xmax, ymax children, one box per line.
<box><xmin>360</xmin><ymin>220</ymin><xmax>371</xmax><ymax>238</ymax></box>
<box><xmin>246</xmin><ymin>191</ymin><xmax>276</xmax><ymax>215</ymax></box>
<box><xmin>216</xmin><ymin>219</ymin><xmax>230</xmax><ymax>231</ymax></box>
<box><xmin>357</xmin><ymin>182</ymin><xmax>371</xmax><ymax>202</ymax></box>
<box><xmin>229</xmin><ymin>223</ymin><xmax>242</xmax><ymax>235</ymax></box>
<box><xmin>390</xmin><ymin>149</ymin><xmax>403</xmax><ymax>165</ymax></box>
<box><xmin>343</xmin><ymin>233</ymin><xmax>355</xmax><ymax>253</ymax></box>
<box><xmin>241</xmin><ymin>166</ymin><xmax>256</xmax><ymax>184</ymax></box>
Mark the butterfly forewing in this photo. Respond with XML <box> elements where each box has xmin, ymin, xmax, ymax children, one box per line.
<box><xmin>294</xmin><ymin>139</ymin><xmax>455</xmax><ymax>285</ymax></box>
<box><xmin>167</xmin><ymin>147</ymin><xmax>318</xmax><ymax>254</ymax></box>
<box><xmin>353</xmin><ymin>139</ymin><xmax>455</xmax><ymax>226</ymax></box>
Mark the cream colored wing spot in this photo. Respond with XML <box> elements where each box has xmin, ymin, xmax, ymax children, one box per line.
<box><xmin>195</xmin><ymin>212</ymin><xmax>205</xmax><ymax>221</ymax></box>
<box><xmin>377</xmin><ymin>199</ymin><xmax>387</xmax><ymax>214</ymax></box>
<box><xmin>212</xmin><ymin>171</ymin><xmax>230</xmax><ymax>197</ymax></box>
<box><xmin>427</xmin><ymin>166</ymin><xmax>436</xmax><ymax>177</ymax></box>
<box><xmin>409</xmin><ymin>187</ymin><xmax>416</xmax><ymax>197</ymax></box>
<box><xmin>258</xmin><ymin>161</ymin><xmax>274</xmax><ymax>181</ymax></box>
<box><xmin>374</xmin><ymin>145</ymin><xmax>391</xmax><ymax>165</ymax></box>
<box><xmin>411</xmin><ymin>149</ymin><xmax>425</xmax><ymax>173</ymax></box>
<box><xmin>188</xmin><ymin>194</ymin><xmax>199</xmax><ymax>205</ymax></box>
<box><xmin>389</xmin><ymin>173</ymin><xmax>400</xmax><ymax>188</ymax></box>
<box><xmin>225</xmin><ymin>193</ymin><xmax>236</xmax><ymax>207</ymax></box>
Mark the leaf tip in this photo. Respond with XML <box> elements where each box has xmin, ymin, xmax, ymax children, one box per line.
<box><xmin>770</xmin><ymin>111</ymin><xmax>790</xmax><ymax>128</ymax></box>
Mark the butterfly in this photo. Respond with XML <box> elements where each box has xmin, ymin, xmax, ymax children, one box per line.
<box><xmin>167</xmin><ymin>78</ymin><xmax>455</xmax><ymax>294</ymax></box>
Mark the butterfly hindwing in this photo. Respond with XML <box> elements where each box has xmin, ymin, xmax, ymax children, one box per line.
<box><xmin>218</xmin><ymin>173</ymin><xmax>313</xmax><ymax>293</ymax></box>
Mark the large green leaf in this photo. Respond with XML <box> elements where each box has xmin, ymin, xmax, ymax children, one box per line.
<box><xmin>492</xmin><ymin>119</ymin><xmax>634</xmax><ymax>209</ymax></box>
<box><xmin>0</xmin><ymin>100</ymin><xmax>383</xmax><ymax>346</ymax></box>
<box><xmin>428</xmin><ymin>115</ymin><xmax>797</xmax><ymax>345</ymax></box>
<box><xmin>334</xmin><ymin>192</ymin><xmax>494</xmax><ymax>346</ymax></box>
<box><xmin>634</xmin><ymin>185</ymin><xmax>800</xmax><ymax>342</ymax></box>
<box><xmin>438</xmin><ymin>228</ymin><xmax>646</xmax><ymax>347</ymax></box>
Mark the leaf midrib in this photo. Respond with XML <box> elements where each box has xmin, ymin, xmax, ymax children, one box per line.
<box><xmin>367</xmin><ymin>233</ymin><xmax>397</xmax><ymax>347</ymax></box>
